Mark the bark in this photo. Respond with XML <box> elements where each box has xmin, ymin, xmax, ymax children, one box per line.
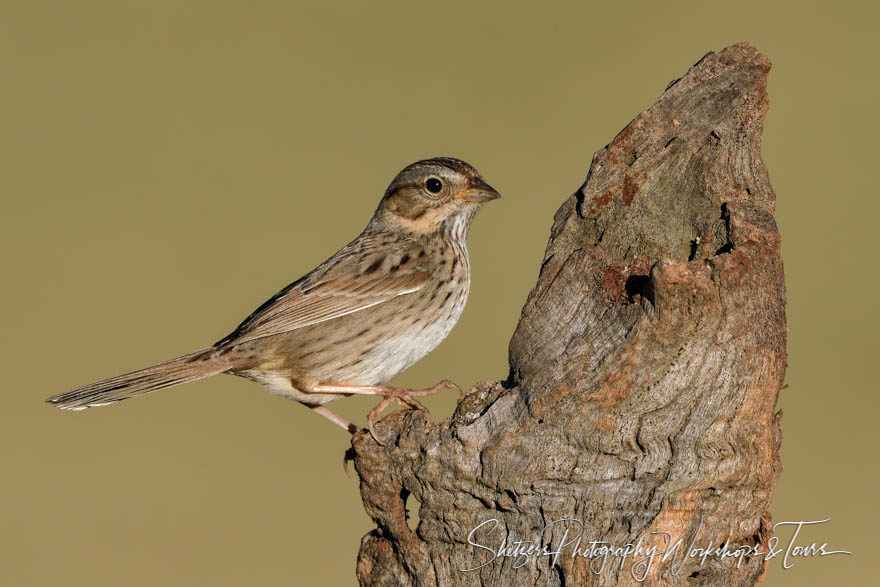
<box><xmin>351</xmin><ymin>43</ymin><xmax>785</xmax><ymax>586</ymax></box>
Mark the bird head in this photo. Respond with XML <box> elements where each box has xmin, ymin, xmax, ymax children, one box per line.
<box><xmin>373</xmin><ymin>157</ymin><xmax>500</xmax><ymax>235</ymax></box>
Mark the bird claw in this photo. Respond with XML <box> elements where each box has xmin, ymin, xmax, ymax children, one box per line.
<box><xmin>399</xmin><ymin>393</ymin><xmax>429</xmax><ymax>415</ymax></box>
<box><xmin>367</xmin><ymin>396</ymin><xmax>396</xmax><ymax>446</ymax></box>
<box><xmin>441</xmin><ymin>379</ymin><xmax>464</xmax><ymax>398</ymax></box>
<box><xmin>365</xmin><ymin>379</ymin><xmax>461</xmax><ymax>445</ymax></box>
<box><xmin>343</xmin><ymin>447</ymin><xmax>357</xmax><ymax>481</ymax></box>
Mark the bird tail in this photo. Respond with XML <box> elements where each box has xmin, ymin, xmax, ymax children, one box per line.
<box><xmin>47</xmin><ymin>347</ymin><xmax>229</xmax><ymax>410</ymax></box>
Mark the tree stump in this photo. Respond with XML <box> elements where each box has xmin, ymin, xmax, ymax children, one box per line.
<box><xmin>352</xmin><ymin>43</ymin><xmax>785</xmax><ymax>586</ymax></box>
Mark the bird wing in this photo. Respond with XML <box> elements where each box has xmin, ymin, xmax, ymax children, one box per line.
<box><xmin>218</xmin><ymin>238</ymin><xmax>430</xmax><ymax>346</ymax></box>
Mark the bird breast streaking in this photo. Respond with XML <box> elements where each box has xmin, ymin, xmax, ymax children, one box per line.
<box><xmin>47</xmin><ymin>157</ymin><xmax>501</xmax><ymax>443</ymax></box>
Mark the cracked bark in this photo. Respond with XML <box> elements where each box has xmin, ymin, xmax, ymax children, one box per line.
<box><xmin>351</xmin><ymin>43</ymin><xmax>785</xmax><ymax>586</ymax></box>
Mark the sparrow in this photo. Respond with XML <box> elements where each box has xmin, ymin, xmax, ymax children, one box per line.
<box><xmin>47</xmin><ymin>157</ymin><xmax>501</xmax><ymax>444</ymax></box>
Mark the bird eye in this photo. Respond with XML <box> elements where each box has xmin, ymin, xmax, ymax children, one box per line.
<box><xmin>425</xmin><ymin>177</ymin><xmax>443</xmax><ymax>194</ymax></box>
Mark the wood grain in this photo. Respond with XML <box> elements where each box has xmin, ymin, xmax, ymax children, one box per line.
<box><xmin>352</xmin><ymin>43</ymin><xmax>785</xmax><ymax>587</ymax></box>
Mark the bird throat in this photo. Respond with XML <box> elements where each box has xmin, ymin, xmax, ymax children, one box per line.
<box><xmin>441</xmin><ymin>206</ymin><xmax>477</xmax><ymax>244</ymax></box>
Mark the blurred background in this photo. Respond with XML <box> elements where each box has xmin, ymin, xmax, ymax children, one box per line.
<box><xmin>2</xmin><ymin>1</ymin><xmax>876</xmax><ymax>584</ymax></box>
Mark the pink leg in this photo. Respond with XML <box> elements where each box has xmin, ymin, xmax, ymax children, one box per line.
<box><xmin>308</xmin><ymin>404</ymin><xmax>358</xmax><ymax>434</ymax></box>
<box><xmin>309</xmin><ymin>380</ymin><xmax>463</xmax><ymax>445</ymax></box>
<box><xmin>306</xmin><ymin>405</ymin><xmax>359</xmax><ymax>480</ymax></box>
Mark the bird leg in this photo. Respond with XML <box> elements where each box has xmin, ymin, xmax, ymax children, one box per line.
<box><xmin>304</xmin><ymin>404</ymin><xmax>359</xmax><ymax>480</ymax></box>
<box><xmin>309</xmin><ymin>380</ymin><xmax>463</xmax><ymax>445</ymax></box>
<box><xmin>307</xmin><ymin>404</ymin><xmax>358</xmax><ymax>434</ymax></box>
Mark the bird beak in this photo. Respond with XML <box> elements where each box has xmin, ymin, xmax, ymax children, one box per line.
<box><xmin>455</xmin><ymin>177</ymin><xmax>502</xmax><ymax>203</ymax></box>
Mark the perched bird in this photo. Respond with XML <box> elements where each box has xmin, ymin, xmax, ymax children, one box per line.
<box><xmin>47</xmin><ymin>157</ymin><xmax>500</xmax><ymax>443</ymax></box>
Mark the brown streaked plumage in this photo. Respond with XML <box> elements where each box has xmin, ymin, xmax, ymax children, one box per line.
<box><xmin>47</xmin><ymin>157</ymin><xmax>500</xmax><ymax>443</ymax></box>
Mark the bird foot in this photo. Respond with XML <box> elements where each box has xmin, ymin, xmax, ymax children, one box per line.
<box><xmin>366</xmin><ymin>380</ymin><xmax>462</xmax><ymax>445</ymax></box>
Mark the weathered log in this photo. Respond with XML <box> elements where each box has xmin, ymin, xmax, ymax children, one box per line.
<box><xmin>352</xmin><ymin>43</ymin><xmax>785</xmax><ymax>586</ymax></box>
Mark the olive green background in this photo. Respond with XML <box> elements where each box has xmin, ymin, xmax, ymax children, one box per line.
<box><xmin>2</xmin><ymin>1</ymin><xmax>876</xmax><ymax>585</ymax></box>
